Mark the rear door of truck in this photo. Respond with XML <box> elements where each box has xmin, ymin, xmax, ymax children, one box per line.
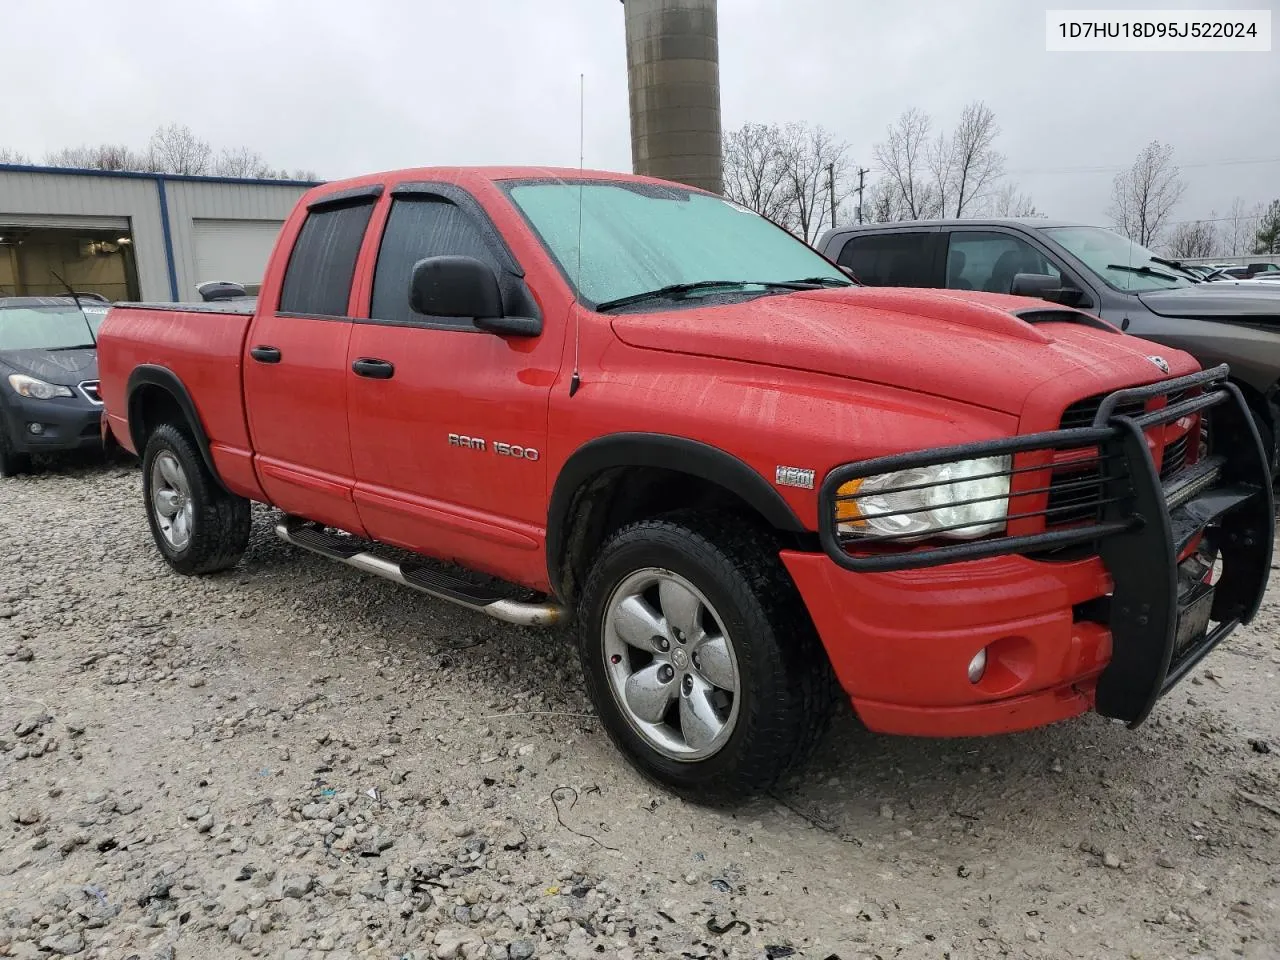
<box><xmin>242</xmin><ymin>187</ymin><xmax>381</xmax><ymax>534</ymax></box>
<box><xmin>831</xmin><ymin>227</ymin><xmax>944</xmax><ymax>287</ymax></box>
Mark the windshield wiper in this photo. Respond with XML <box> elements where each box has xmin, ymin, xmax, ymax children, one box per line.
<box><xmin>1148</xmin><ymin>255</ymin><xmax>1202</xmax><ymax>282</ymax></box>
<box><xmin>1106</xmin><ymin>263</ymin><xmax>1181</xmax><ymax>283</ymax></box>
<box><xmin>595</xmin><ymin>279</ymin><xmax>826</xmax><ymax>312</ymax></box>
<box><xmin>787</xmin><ymin>275</ymin><xmax>854</xmax><ymax>288</ymax></box>
<box><xmin>48</xmin><ymin>344</ymin><xmax>96</xmax><ymax>351</ymax></box>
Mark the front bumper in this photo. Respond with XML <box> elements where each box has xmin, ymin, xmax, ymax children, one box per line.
<box><xmin>2</xmin><ymin>391</ymin><xmax>104</xmax><ymax>453</ymax></box>
<box><xmin>795</xmin><ymin>365</ymin><xmax>1274</xmax><ymax>736</ymax></box>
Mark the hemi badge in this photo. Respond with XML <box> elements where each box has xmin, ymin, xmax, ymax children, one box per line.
<box><xmin>775</xmin><ymin>466</ymin><xmax>815</xmax><ymax>490</ymax></box>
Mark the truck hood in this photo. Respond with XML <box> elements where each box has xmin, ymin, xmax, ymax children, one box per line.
<box><xmin>1137</xmin><ymin>283</ymin><xmax>1280</xmax><ymax>321</ymax></box>
<box><xmin>0</xmin><ymin>347</ymin><xmax>99</xmax><ymax>385</ymax></box>
<box><xmin>609</xmin><ymin>287</ymin><xmax>1198</xmax><ymax>417</ymax></box>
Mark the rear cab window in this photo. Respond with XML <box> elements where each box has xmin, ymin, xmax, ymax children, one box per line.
<box><xmin>836</xmin><ymin>232</ymin><xmax>939</xmax><ymax>287</ymax></box>
<box><xmin>278</xmin><ymin>196</ymin><xmax>378</xmax><ymax>317</ymax></box>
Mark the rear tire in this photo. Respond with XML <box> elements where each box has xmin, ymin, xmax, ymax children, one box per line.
<box><xmin>576</xmin><ymin>511</ymin><xmax>836</xmax><ymax>803</ymax></box>
<box><xmin>0</xmin><ymin>423</ymin><xmax>31</xmax><ymax>478</ymax></box>
<box><xmin>141</xmin><ymin>423</ymin><xmax>251</xmax><ymax>574</ymax></box>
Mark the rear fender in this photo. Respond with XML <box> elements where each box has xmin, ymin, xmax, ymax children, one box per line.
<box><xmin>126</xmin><ymin>365</ymin><xmax>226</xmax><ymax>490</ymax></box>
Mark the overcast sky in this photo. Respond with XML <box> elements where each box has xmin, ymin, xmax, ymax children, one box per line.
<box><xmin>4</xmin><ymin>0</ymin><xmax>1277</xmax><ymax>228</ymax></box>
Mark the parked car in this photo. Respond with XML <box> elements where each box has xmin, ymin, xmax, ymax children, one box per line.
<box><xmin>96</xmin><ymin>169</ymin><xmax>1274</xmax><ymax>799</ymax></box>
<box><xmin>816</xmin><ymin>220</ymin><xmax>1280</xmax><ymax>471</ymax></box>
<box><xmin>0</xmin><ymin>294</ymin><xmax>109</xmax><ymax>476</ymax></box>
<box><xmin>1206</xmin><ymin>264</ymin><xmax>1280</xmax><ymax>281</ymax></box>
<box><xmin>1181</xmin><ymin>265</ymin><xmax>1216</xmax><ymax>280</ymax></box>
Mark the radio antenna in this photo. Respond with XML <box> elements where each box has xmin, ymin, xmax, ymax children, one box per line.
<box><xmin>568</xmin><ymin>72</ymin><xmax>584</xmax><ymax>398</ymax></box>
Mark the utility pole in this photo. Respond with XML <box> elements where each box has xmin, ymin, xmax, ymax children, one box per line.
<box><xmin>827</xmin><ymin>163</ymin><xmax>837</xmax><ymax>229</ymax></box>
<box><xmin>854</xmin><ymin>166</ymin><xmax>870</xmax><ymax>224</ymax></box>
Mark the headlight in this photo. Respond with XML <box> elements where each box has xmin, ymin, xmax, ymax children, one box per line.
<box><xmin>836</xmin><ymin>455</ymin><xmax>1011</xmax><ymax>540</ymax></box>
<box><xmin>7</xmin><ymin>374</ymin><xmax>74</xmax><ymax>400</ymax></box>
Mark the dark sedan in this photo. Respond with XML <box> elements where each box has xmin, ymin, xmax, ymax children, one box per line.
<box><xmin>0</xmin><ymin>296</ymin><xmax>109</xmax><ymax>476</ymax></box>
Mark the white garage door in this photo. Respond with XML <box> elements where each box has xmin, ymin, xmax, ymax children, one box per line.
<box><xmin>191</xmin><ymin>219</ymin><xmax>284</xmax><ymax>287</ymax></box>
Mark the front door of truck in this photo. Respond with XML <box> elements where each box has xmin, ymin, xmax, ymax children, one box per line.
<box><xmin>345</xmin><ymin>183</ymin><xmax>560</xmax><ymax>588</ymax></box>
<box><xmin>243</xmin><ymin>191</ymin><xmax>379</xmax><ymax>534</ymax></box>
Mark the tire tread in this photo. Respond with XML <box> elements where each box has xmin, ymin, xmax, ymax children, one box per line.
<box><xmin>143</xmin><ymin>423</ymin><xmax>250</xmax><ymax>575</ymax></box>
<box><xmin>577</xmin><ymin>509</ymin><xmax>837</xmax><ymax>802</ymax></box>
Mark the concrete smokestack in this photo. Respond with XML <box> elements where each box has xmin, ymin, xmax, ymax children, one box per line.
<box><xmin>622</xmin><ymin>0</ymin><xmax>723</xmax><ymax>194</ymax></box>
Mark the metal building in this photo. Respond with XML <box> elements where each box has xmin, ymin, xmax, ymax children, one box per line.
<box><xmin>0</xmin><ymin>164</ymin><xmax>317</xmax><ymax>302</ymax></box>
<box><xmin>622</xmin><ymin>0</ymin><xmax>723</xmax><ymax>194</ymax></box>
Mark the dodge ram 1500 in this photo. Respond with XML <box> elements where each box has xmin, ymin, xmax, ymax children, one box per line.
<box><xmin>97</xmin><ymin>168</ymin><xmax>1275</xmax><ymax>800</ymax></box>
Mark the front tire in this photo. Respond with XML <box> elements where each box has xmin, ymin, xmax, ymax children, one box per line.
<box><xmin>141</xmin><ymin>423</ymin><xmax>251</xmax><ymax>575</ymax></box>
<box><xmin>576</xmin><ymin>512</ymin><xmax>835</xmax><ymax>802</ymax></box>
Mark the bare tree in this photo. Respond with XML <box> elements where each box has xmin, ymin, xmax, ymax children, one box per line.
<box><xmin>1108</xmin><ymin>140</ymin><xmax>1186</xmax><ymax>247</ymax></box>
<box><xmin>873</xmin><ymin>108</ymin><xmax>938</xmax><ymax>220</ymax></box>
<box><xmin>147</xmin><ymin>123</ymin><xmax>212</xmax><ymax>175</ymax></box>
<box><xmin>781</xmin><ymin>123</ymin><xmax>849</xmax><ymax>243</ymax></box>
<box><xmin>875</xmin><ymin>102</ymin><xmax>1008</xmax><ymax>220</ymax></box>
<box><xmin>939</xmin><ymin>101</ymin><xmax>1005</xmax><ymax>217</ymax></box>
<box><xmin>1166</xmin><ymin>220</ymin><xmax>1216</xmax><ymax>259</ymax></box>
<box><xmin>1223</xmin><ymin>197</ymin><xmax>1264</xmax><ymax>256</ymax></box>
<box><xmin>990</xmin><ymin>181</ymin><xmax>1041</xmax><ymax>218</ymax></box>
<box><xmin>215</xmin><ymin>147</ymin><xmax>274</xmax><ymax>179</ymax></box>
<box><xmin>722</xmin><ymin>123</ymin><xmax>796</xmax><ymax>228</ymax></box>
<box><xmin>44</xmin><ymin>144</ymin><xmax>145</xmax><ymax>171</ymax></box>
<box><xmin>0</xmin><ymin>147</ymin><xmax>30</xmax><ymax>164</ymax></box>
<box><xmin>720</xmin><ymin>122</ymin><xmax>850</xmax><ymax>240</ymax></box>
<box><xmin>862</xmin><ymin>178</ymin><xmax>910</xmax><ymax>222</ymax></box>
<box><xmin>32</xmin><ymin>126</ymin><xmax>315</xmax><ymax>181</ymax></box>
<box><xmin>925</xmin><ymin>127</ymin><xmax>952</xmax><ymax>219</ymax></box>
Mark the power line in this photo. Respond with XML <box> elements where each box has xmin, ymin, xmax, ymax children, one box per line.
<box><xmin>1164</xmin><ymin>213</ymin><xmax>1268</xmax><ymax>226</ymax></box>
<box><xmin>1005</xmin><ymin>156</ymin><xmax>1280</xmax><ymax>177</ymax></box>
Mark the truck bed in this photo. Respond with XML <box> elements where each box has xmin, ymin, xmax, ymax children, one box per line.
<box><xmin>111</xmin><ymin>298</ymin><xmax>258</xmax><ymax>316</ymax></box>
<box><xmin>97</xmin><ymin>302</ymin><xmax>263</xmax><ymax>500</ymax></box>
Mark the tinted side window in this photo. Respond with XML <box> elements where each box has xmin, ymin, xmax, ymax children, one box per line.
<box><xmin>371</xmin><ymin>196</ymin><xmax>502</xmax><ymax>327</ymax></box>
<box><xmin>836</xmin><ymin>233</ymin><xmax>935</xmax><ymax>287</ymax></box>
<box><xmin>278</xmin><ymin>200</ymin><xmax>377</xmax><ymax>316</ymax></box>
<box><xmin>946</xmin><ymin>231</ymin><xmax>1059</xmax><ymax>293</ymax></box>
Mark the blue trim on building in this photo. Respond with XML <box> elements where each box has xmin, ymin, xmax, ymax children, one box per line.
<box><xmin>153</xmin><ymin>178</ymin><xmax>180</xmax><ymax>301</ymax></box>
<box><xmin>0</xmin><ymin>161</ymin><xmax>322</xmax><ymax>189</ymax></box>
<box><xmin>1</xmin><ymin>161</ymin><xmax>322</xmax><ymax>302</ymax></box>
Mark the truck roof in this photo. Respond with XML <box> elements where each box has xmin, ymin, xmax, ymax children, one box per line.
<box><xmin>827</xmin><ymin>218</ymin><xmax>1085</xmax><ymax>233</ymax></box>
<box><xmin>302</xmin><ymin>166</ymin><xmax>695</xmax><ymax>204</ymax></box>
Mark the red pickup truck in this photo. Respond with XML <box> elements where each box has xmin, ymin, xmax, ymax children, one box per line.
<box><xmin>97</xmin><ymin>167</ymin><xmax>1275</xmax><ymax>800</ymax></box>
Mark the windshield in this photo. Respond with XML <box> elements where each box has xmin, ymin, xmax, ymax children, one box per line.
<box><xmin>1042</xmin><ymin>225</ymin><xmax>1194</xmax><ymax>291</ymax></box>
<box><xmin>504</xmin><ymin>180</ymin><xmax>848</xmax><ymax>309</ymax></box>
<box><xmin>0</xmin><ymin>305</ymin><xmax>104</xmax><ymax>351</ymax></box>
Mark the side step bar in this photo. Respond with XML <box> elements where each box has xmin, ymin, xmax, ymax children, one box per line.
<box><xmin>274</xmin><ymin>519</ymin><xmax>565</xmax><ymax>627</ymax></box>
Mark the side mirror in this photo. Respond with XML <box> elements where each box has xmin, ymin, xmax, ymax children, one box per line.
<box><xmin>409</xmin><ymin>255</ymin><xmax>541</xmax><ymax>336</ymax></box>
<box><xmin>1010</xmin><ymin>272</ymin><xmax>1084</xmax><ymax>307</ymax></box>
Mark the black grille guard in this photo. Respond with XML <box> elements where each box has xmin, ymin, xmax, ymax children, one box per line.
<box><xmin>818</xmin><ymin>364</ymin><xmax>1276</xmax><ymax>726</ymax></box>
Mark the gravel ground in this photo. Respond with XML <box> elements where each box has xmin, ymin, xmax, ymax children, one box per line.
<box><xmin>2</xmin><ymin>456</ymin><xmax>1279</xmax><ymax>960</ymax></box>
